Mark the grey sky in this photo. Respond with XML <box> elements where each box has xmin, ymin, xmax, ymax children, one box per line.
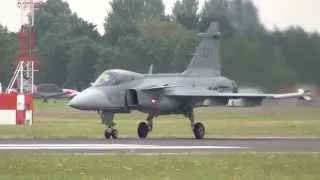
<box><xmin>0</xmin><ymin>0</ymin><xmax>319</xmax><ymax>34</ymax></box>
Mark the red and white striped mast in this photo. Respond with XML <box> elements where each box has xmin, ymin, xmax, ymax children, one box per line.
<box><xmin>6</xmin><ymin>0</ymin><xmax>43</xmax><ymax>94</ymax></box>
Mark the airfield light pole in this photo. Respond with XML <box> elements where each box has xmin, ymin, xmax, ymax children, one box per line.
<box><xmin>6</xmin><ymin>0</ymin><xmax>43</xmax><ymax>94</ymax></box>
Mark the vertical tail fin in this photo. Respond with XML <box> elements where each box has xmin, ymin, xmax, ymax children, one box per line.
<box><xmin>148</xmin><ymin>64</ymin><xmax>154</xmax><ymax>74</ymax></box>
<box><xmin>183</xmin><ymin>22</ymin><xmax>221</xmax><ymax>76</ymax></box>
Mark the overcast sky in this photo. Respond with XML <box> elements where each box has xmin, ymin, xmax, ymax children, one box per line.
<box><xmin>0</xmin><ymin>0</ymin><xmax>319</xmax><ymax>34</ymax></box>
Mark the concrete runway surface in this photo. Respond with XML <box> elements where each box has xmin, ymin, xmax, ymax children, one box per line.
<box><xmin>0</xmin><ymin>138</ymin><xmax>319</xmax><ymax>153</ymax></box>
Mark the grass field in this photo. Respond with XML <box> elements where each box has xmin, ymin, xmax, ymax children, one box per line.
<box><xmin>0</xmin><ymin>153</ymin><xmax>319</xmax><ymax>180</ymax></box>
<box><xmin>0</xmin><ymin>100</ymin><xmax>319</xmax><ymax>138</ymax></box>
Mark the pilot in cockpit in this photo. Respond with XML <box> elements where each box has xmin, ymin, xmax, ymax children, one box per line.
<box><xmin>92</xmin><ymin>72</ymin><xmax>118</xmax><ymax>86</ymax></box>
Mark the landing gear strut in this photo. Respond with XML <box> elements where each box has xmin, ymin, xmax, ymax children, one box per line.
<box><xmin>185</xmin><ymin>108</ymin><xmax>205</xmax><ymax>139</ymax></box>
<box><xmin>100</xmin><ymin>111</ymin><xmax>118</xmax><ymax>139</ymax></box>
<box><xmin>138</xmin><ymin>114</ymin><xmax>154</xmax><ymax>139</ymax></box>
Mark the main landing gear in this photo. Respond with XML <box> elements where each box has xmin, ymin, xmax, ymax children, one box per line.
<box><xmin>100</xmin><ymin>111</ymin><xmax>118</xmax><ymax>139</ymax></box>
<box><xmin>137</xmin><ymin>114</ymin><xmax>154</xmax><ymax>139</ymax></box>
<box><xmin>135</xmin><ymin>109</ymin><xmax>205</xmax><ymax>140</ymax></box>
<box><xmin>193</xmin><ymin>122</ymin><xmax>205</xmax><ymax>139</ymax></box>
<box><xmin>185</xmin><ymin>108</ymin><xmax>205</xmax><ymax>139</ymax></box>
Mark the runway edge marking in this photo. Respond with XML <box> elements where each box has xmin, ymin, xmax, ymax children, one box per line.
<box><xmin>0</xmin><ymin>144</ymin><xmax>248</xmax><ymax>150</ymax></box>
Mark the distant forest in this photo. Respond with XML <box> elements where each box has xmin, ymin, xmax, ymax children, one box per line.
<box><xmin>0</xmin><ymin>0</ymin><xmax>319</xmax><ymax>91</ymax></box>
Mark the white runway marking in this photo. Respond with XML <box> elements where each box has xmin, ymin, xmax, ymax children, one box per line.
<box><xmin>0</xmin><ymin>144</ymin><xmax>247</xmax><ymax>150</ymax></box>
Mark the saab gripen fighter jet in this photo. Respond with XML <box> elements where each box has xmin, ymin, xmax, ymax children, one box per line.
<box><xmin>69</xmin><ymin>22</ymin><xmax>312</xmax><ymax>140</ymax></box>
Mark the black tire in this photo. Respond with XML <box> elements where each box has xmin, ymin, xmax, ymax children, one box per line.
<box><xmin>138</xmin><ymin>122</ymin><xmax>149</xmax><ymax>139</ymax></box>
<box><xmin>193</xmin><ymin>122</ymin><xmax>205</xmax><ymax>139</ymax></box>
<box><xmin>104</xmin><ymin>129</ymin><xmax>112</xmax><ymax>139</ymax></box>
<box><xmin>111</xmin><ymin>129</ymin><xmax>119</xmax><ymax>139</ymax></box>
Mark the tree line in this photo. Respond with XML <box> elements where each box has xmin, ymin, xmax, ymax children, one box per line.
<box><xmin>0</xmin><ymin>0</ymin><xmax>319</xmax><ymax>91</ymax></box>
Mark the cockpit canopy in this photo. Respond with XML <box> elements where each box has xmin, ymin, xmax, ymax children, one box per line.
<box><xmin>92</xmin><ymin>69</ymin><xmax>143</xmax><ymax>87</ymax></box>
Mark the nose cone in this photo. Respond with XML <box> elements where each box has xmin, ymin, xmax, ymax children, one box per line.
<box><xmin>69</xmin><ymin>88</ymin><xmax>109</xmax><ymax>110</ymax></box>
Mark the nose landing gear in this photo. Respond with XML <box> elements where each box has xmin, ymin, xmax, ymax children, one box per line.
<box><xmin>104</xmin><ymin>128</ymin><xmax>118</xmax><ymax>139</ymax></box>
<box><xmin>100</xmin><ymin>111</ymin><xmax>118</xmax><ymax>139</ymax></box>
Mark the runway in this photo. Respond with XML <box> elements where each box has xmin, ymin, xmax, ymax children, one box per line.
<box><xmin>0</xmin><ymin>138</ymin><xmax>319</xmax><ymax>153</ymax></box>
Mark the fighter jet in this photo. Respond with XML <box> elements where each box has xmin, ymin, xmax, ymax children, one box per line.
<box><xmin>33</xmin><ymin>83</ymin><xmax>79</xmax><ymax>103</ymax></box>
<box><xmin>69</xmin><ymin>22</ymin><xmax>312</xmax><ymax>140</ymax></box>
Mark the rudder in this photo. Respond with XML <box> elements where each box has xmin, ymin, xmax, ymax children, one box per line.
<box><xmin>183</xmin><ymin>22</ymin><xmax>221</xmax><ymax>77</ymax></box>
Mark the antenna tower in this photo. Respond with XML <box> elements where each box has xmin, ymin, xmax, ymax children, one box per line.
<box><xmin>6</xmin><ymin>0</ymin><xmax>43</xmax><ymax>94</ymax></box>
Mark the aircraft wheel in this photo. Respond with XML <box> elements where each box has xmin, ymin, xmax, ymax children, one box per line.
<box><xmin>104</xmin><ymin>129</ymin><xmax>118</xmax><ymax>139</ymax></box>
<box><xmin>111</xmin><ymin>129</ymin><xmax>119</xmax><ymax>139</ymax></box>
<box><xmin>138</xmin><ymin>122</ymin><xmax>149</xmax><ymax>139</ymax></box>
<box><xmin>104</xmin><ymin>129</ymin><xmax>112</xmax><ymax>139</ymax></box>
<box><xmin>193</xmin><ymin>122</ymin><xmax>205</xmax><ymax>139</ymax></box>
